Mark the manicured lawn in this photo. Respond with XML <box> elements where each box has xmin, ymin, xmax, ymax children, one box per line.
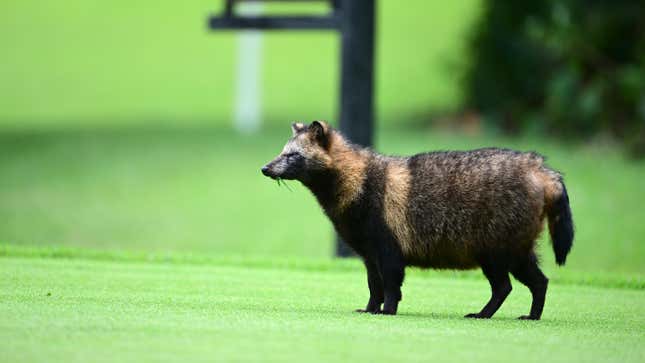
<box><xmin>1</xmin><ymin>254</ymin><xmax>643</xmax><ymax>363</ymax></box>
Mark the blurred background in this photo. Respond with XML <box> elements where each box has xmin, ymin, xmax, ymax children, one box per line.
<box><xmin>1</xmin><ymin>1</ymin><xmax>643</xmax><ymax>275</ymax></box>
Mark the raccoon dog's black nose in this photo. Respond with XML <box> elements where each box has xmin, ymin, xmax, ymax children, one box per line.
<box><xmin>261</xmin><ymin>165</ymin><xmax>270</xmax><ymax>176</ymax></box>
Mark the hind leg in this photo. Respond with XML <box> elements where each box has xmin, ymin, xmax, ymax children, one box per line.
<box><xmin>511</xmin><ymin>253</ymin><xmax>549</xmax><ymax>320</ymax></box>
<box><xmin>465</xmin><ymin>262</ymin><xmax>512</xmax><ymax>319</ymax></box>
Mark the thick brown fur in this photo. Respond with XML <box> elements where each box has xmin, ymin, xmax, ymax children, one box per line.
<box><xmin>262</xmin><ymin>121</ymin><xmax>574</xmax><ymax>320</ymax></box>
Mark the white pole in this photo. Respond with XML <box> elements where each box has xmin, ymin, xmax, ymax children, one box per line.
<box><xmin>234</xmin><ymin>2</ymin><xmax>264</xmax><ymax>133</ymax></box>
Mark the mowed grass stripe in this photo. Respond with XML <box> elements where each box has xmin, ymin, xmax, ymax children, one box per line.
<box><xmin>1</xmin><ymin>244</ymin><xmax>644</xmax><ymax>290</ymax></box>
<box><xmin>1</xmin><ymin>257</ymin><xmax>643</xmax><ymax>363</ymax></box>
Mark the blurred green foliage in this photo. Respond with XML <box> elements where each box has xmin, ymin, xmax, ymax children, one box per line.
<box><xmin>465</xmin><ymin>0</ymin><xmax>645</xmax><ymax>156</ymax></box>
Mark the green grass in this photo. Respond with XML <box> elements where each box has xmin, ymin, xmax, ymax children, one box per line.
<box><xmin>0</xmin><ymin>1</ymin><xmax>480</xmax><ymax>128</ymax></box>
<box><xmin>2</xmin><ymin>244</ymin><xmax>643</xmax><ymax>290</ymax></box>
<box><xmin>1</xmin><ymin>125</ymin><xmax>644</xmax><ymax>275</ymax></box>
<box><xmin>1</xmin><ymin>254</ymin><xmax>643</xmax><ymax>363</ymax></box>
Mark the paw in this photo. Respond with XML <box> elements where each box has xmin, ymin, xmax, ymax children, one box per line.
<box><xmin>355</xmin><ymin>307</ymin><xmax>381</xmax><ymax>314</ymax></box>
<box><xmin>517</xmin><ymin>315</ymin><xmax>540</xmax><ymax>320</ymax></box>
<box><xmin>464</xmin><ymin>312</ymin><xmax>490</xmax><ymax>319</ymax></box>
<box><xmin>374</xmin><ymin>309</ymin><xmax>397</xmax><ymax>315</ymax></box>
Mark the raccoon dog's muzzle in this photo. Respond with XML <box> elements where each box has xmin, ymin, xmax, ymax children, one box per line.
<box><xmin>261</xmin><ymin>163</ymin><xmax>277</xmax><ymax>179</ymax></box>
<box><xmin>261</xmin><ymin>153</ymin><xmax>304</xmax><ymax>180</ymax></box>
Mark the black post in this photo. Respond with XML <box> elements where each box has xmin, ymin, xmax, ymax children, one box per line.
<box><xmin>335</xmin><ymin>0</ymin><xmax>376</xmax><ymax>257</ymax></box>
<box><xmin>207</xmin><ymin>0</ymin><xmax>375</xmax><ymax>258</ymax></box>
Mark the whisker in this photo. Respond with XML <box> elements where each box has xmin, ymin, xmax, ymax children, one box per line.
<box><xmin>282</xmin><ymin>180</ymin><xmax>293</xmax><ymax>192</ymax></box>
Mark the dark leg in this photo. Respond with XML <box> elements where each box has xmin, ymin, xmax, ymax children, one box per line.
<box><xmin>355</xmin><ymin>260</ymin><xmax>383</xmax><ymax>313</ymax></box>
<box><xmin>377</xmin><ymin>254</ymin><xmax>405</xmax><ymax>315</ymax></box>
<box><xmin>511</xmin><ymin>253</ymin><xmax>549</xmax><ymax>320</ymax></box>
<box><xmin>465</xmin><ymin>262</ymin><xmax>512</xmax><ymax>319</ymax></box>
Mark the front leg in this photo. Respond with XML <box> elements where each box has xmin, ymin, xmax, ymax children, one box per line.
<box><xmin>355</xmin><ymin>260</ymin><xmax>384</xmax><ymax>313</ymax></box>
<box><xmin>378</xmin><ymin>252</ymin><xmax>405</xmax><ymax>315</ymax></box>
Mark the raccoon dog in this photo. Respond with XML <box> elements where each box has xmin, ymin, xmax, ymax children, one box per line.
<box><xmin>261</xmin><ymin>121</ymin><xmax>574</xmax><ymax>320</ymax></box>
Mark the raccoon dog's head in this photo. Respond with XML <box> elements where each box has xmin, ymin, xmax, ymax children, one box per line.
<box><xmin>261</xmin><ymin>121</ymin><xmax>333</xmax><ymax>183</ymax></box>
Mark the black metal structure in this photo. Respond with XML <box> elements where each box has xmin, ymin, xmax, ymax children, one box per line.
<box><xmin>209</xmin><ymin>0</ymin><xmax>375</xmax><ymax>257</ymax></box>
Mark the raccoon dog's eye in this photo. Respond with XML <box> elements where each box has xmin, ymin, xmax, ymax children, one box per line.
<box><xmin>284</xmin><ymin>152</ymin><xmax>299</xmax><ymax>159</ymax></box>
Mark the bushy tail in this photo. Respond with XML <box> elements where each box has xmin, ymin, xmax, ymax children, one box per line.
<box><xmin>548</xmin><ymin>181</ymin><xmax>574</xmax><ymax>266</ymax></box>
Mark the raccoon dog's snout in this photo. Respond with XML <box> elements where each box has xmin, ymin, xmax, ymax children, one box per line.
<box><xmin>261</xmin><ymin>163</ymin><xmax>278</xmax><ymax>179</ymax></box>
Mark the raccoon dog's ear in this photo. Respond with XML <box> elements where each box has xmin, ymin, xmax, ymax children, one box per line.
<box><xmin>309</xmin><ymin>120</ymin><xmax>330</xmax><ymax>148</ymax></box>
<box><xmin>291</xmin><ymin>122</ymin><xmax>306</xmax><ymax>136</ymax></box>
